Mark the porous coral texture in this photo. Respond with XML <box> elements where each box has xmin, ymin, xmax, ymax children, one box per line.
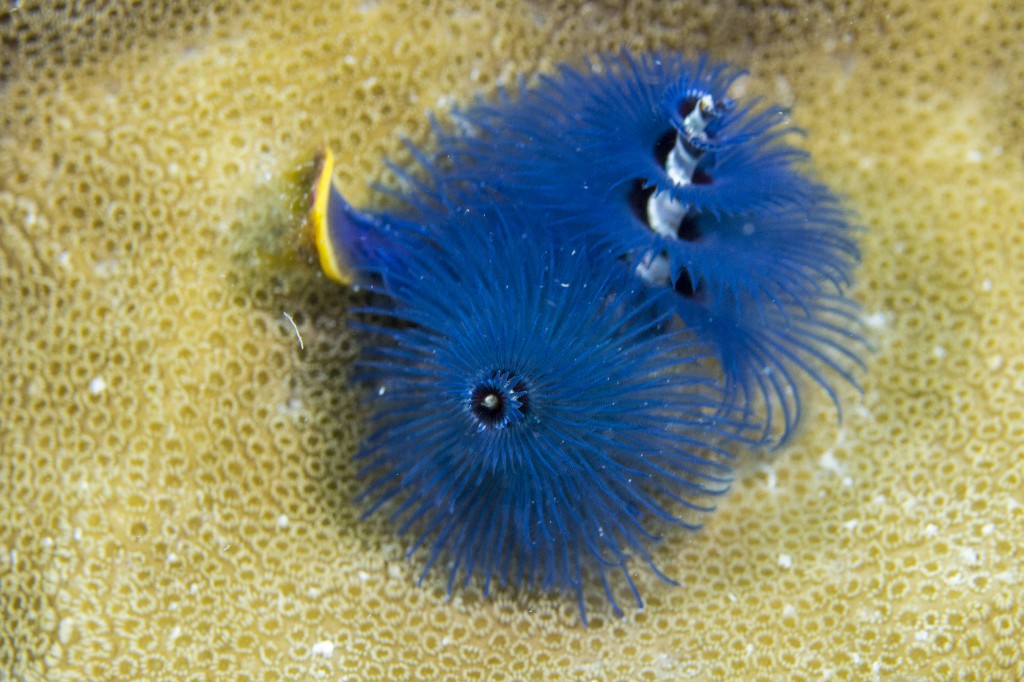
<box><xmin>1</xmin><ymin>0</ymin><xmax>1022</xmax><ymax>680</ymax></box>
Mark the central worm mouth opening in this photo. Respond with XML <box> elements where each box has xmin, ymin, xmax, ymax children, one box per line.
<box><xmin>470</xmin><ymin>370</ymin><xmax>530</xmax><ymax>430</ymax></box>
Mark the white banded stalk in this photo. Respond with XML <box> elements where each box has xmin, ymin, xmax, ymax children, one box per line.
<box><xmin>637</xmin><ymin>94</ymin><xmax>719</xmax><ymax>286</ymax></box>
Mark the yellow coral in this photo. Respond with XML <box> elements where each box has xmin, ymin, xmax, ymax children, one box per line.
<box><xmin>2</xmin><ymin>0</ymin><xmax>1023</xmax><ymax>680</ymax></box>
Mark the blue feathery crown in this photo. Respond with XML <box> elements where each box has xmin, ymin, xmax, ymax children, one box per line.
<box><xmin>306</xmin><ymin>50</ymin><xmax>865</xmax><ymax>623</ymax></box>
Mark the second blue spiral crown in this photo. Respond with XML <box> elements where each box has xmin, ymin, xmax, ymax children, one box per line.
<box><xmin>432</xmin><ymin>51</ymin><xmax>867</xmax><ymax>444</ymax></box>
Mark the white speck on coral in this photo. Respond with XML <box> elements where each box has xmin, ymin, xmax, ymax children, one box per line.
<box><xmin>988</xmin><ymin>355</ymin><xmax>1003</xmax><ymax>371</ymax></box>
<box><xmin>189</xmin><ymin>583</ymin><xmax>199</xmax><ymax>594</ymax></box>
<box><xmin>57</xmin><ymin>618</ymin><xmax>73</xmax><ymax>645</ymax></box>
<box><xmin>782</xmin><ymin>604</ymin><xmax>796</xmax><ymax>618</ymax></box>
<box><xmin>57</xmin><ymin>251</ymin><xmax>71</xmax><ymax>268</ymax></box>
<box><xmin>727</xmin><ymin>593</ymin><xmax>737</xmax><ymax>603</ymax></box>
<box><xmin>88</xmin><ymin>377</ymin><xmax>106</xmax><ymax>394</ymax></box>
<box><xmin>842</xmin><ymin>477</ymin><xmax>854</xmax><ymax>487</ymax></box>
<box><xmin>41</xmin><ymin>537</ymin><xmax>53</xmax><ymax>548</ymax></box>
<box><xmin>933</xmin><ymin>345</ymin><xmax>947</xmax><ymax>358</ymax></box>
<box><xmin>93</xmin><ymin>258</ymin><xmax>118</xmax><ymax>278</ymax></box>
<box><xmin>981</xmin><ymin>278</ymin><xmax>993</xmax><ymax>291</ymax></box>
<box><xmin>761</xmin><ymin>465</ymin><xmax>777</xmax><ymax>491</ymax></box>
<box><xmin>864</xmin><ymin>311</ymin><xmax>887</xmax><ymax>329</ymax></box>
<box><xmin>778</xmin><ymin>554</ymin><xmax>792</xmax><ymax>569</ymax></box>
<box><xmin>855</xmin><ymin>404</ymin><xmax>873</xmax><ymax>420</ymax></box>
<box><xmin>959</xmin><ymin>548</ymin><xmax>978</xmax><ymax>565</ymax></box>
<box><xmin>915</xmin><ymin>630</ymin><xmax>930</xmax><ymax>642</ymax></box>
<box><xmin>982</xmin><ymin>523</ymin><xmax>994</xmax><ymax>535</ymax></box>
<box><xmin>169</xmin><ymin>626</ymin><xmax>181</xmax><ymax>641</ymax></box>
<box><xmin>991</xmin><ymin>565</ymin><xmax>1015</xmax><ymax>581</ymax></box>
<box><xmin>166</xmin><ymin>553</ymin><xmax>178</xmax><ymax>563</ymax></box>
<box><xmin>728</xmin><ymin>74</ymin><xmax>749</xmax><ymax>99</ymax></box>
<box><xmin>965</xmin><ymin>149</ymin><xmax>984</xmax><ymax>163</ymax></box>
<box><xmin>312</xmin><ymin>641</ymin><xmax>335</xmax><ymax>656</ymax></box>
<box><xmin>843</xmin><ymin>519</ymin><xmax>859</xmax><ymax>530</ymax></box>
<box><xmin>358</xmin><ymin>571</ymin><xmax>370</xmax><ymax>581</ymax></box>
<box><xmin>818</xmin><ymin>450</ymin><xmax>845</xmax><ymax>475</ymax></box>
<box><xmin>924</xmin><ymin>524</ymin><xmax>939</xmax><ymax>537</ymax></box>
<box><xmin>276</xmin><ymin>514</ymin><xmax>288</xmax><ymax>529</ymax></box>
<box><xmin>72</xmin><ymin>528</ymin><xmax>82</xmax><ymax>541</ymax></box>
<box><xmin>774</xmin><ymin>75</ymin><xmax>794</xmax><ymax>107</ymax></box>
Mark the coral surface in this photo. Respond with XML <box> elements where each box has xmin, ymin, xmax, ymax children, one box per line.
<box><xmin>1</xmin><ymin>0</ymin><xmax>1022</xmax><ymax>680</ymax></box>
